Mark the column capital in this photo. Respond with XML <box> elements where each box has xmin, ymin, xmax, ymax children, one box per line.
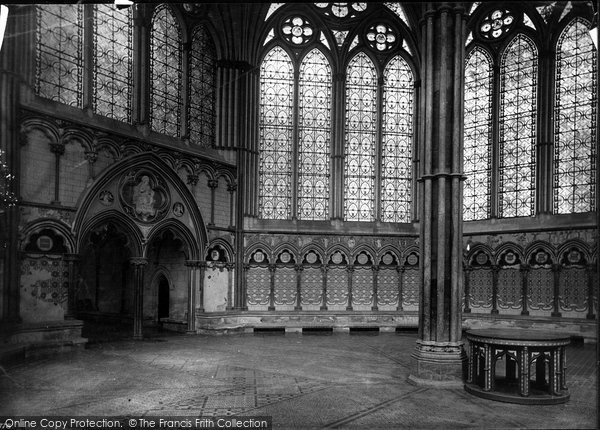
<box><xmin>295</xmin><ymin>264</ymin><xmax>304</xmax><ymax>271</ymax></box>
<box><xmin>208</xmin><ymin>179</ymin><xmax>219</xmax><ymax>189</ymax></box>
<box><xmin>227</xmin><ymin>182</ymin><xmax>238</xmax><ymax>193</ymax></box>
<box><xmin>187</xmin><ymin>174</ymin><xmax>199</xmax><ymax>186</ymax></box>
<box><xmin>50</xmin><ymin>143</ymin><xmax>65</xmax><ymax>155</ymax></box>
<box><xmin>129</xmin><ymin>257</ymin><xmax>148</xmax><ymax>266</ymax></box>
<box><xmin>84</xmin><ymin>150</ymin><xmax>98</xmax><ymax>164</ymax></box>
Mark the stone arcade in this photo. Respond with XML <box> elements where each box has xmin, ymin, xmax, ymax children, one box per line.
<box><xmin>0</xmin><ymin>1</ymin><xmax>598</xmax><ymax>427</ymax></box>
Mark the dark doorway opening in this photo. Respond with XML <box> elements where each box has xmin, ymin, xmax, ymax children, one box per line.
<box><xmin>158</xmin><ymin>275</ymin><xmax>170</xmax><ymax>320</ymax></box>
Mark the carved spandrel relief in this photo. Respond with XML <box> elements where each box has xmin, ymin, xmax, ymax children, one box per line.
<box><xmin>119</xmin><ymin>171</ymin><xmax>170</xmax><ymax>223</ymax></box>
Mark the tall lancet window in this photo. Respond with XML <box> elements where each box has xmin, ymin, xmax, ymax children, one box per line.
<box><xmin>92</xmin><ymin>5</ymin><xmax>133</xmax><ymax>123</ymax></box>
<box><xmin>381</xmin><ymin>55</ymin><xmax>414</xmax><ymax>223</ymax></box>
<box><xmin>150</xmin><ymin>5</ymin><xmax>182</xmax><ymax>137</ymax></box>
<box><xmin>344</xmin><ymin>52</ymin><xmax>377</xmax><ymax>222</ymax></box>
<box><xmin>499</xmin><ymin>34</ymin><xmax>537</xmax><ymax>218</ymax></box>
<box><xmin>463</xmin><ymin>47</ymin><xmax>493</xmax><ymax>221</ymax></box>
<box><xmin>35</xmin><ymin>4</ymin><xmax>83</xmax><ymax>107</ymax></box>
<box><xmin>258</xmin><ymin>46</ymin><xmax>294</xmax><ymax>220</ymax></box>
<box><xmin>298</xmin><ymin>48</ymin><xmax>332</xmax><ymax>220</ymax></box>
<box><xmin>554</xmin><ymin>18</ymin><xmax>597</xmax><ymax>213</ymax></box>
<box><xmin>189</xmin><ymin>25</ymin><xmax>217</xmax><ymax>148</ymax></box>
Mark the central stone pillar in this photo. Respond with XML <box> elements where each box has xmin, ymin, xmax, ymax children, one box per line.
<box><xmin>130</xmin><ymin>257</ymin><xmax>148</xmax><ymax>340</ymax></box>
<box><xmin>409</xmin><ymin>3</ymin><xmax>467</xmax><ymax>387</ymax></box>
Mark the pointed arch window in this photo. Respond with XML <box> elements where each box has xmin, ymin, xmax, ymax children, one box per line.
<box><xmin>499</xmin><ymin>34</ymin><xmax>538</xmax><ymax>218</ymax></box>
<box><xmin>298</xmin><ymin>48</ymin><xmax>332</xmax><ymax>220</ymax></box>
<box><xmin>189</xmin><ymin>25</ymin><xmax>217</xmax><ymax>148</ymax></box>
<box><xmin>344</xmin><ymin>52</ymin><xmax>377</xmax><ymax>222</ymax></box>
<box><xmin>92</xmin><ymin>5</ymin><xmax>133</xmax><ymax>122</ymax></box>
<box><xmin>35</xmin><ymin>4</ymin><xmax>84</xmax><ymax>107</ymax></box>
<box><xmin>381</xmin><ymin>55</ymin><xmax>414</xmax><ymax>223</ymax></box>
<box><xmin>554</xmin><ymin>18</ymin><xmax>597</xmax><ymax>214</ymax></box>
<box><xmin>463</xmin><ymin>47</ymin><xmax>493</xmax><ymax>221</ymax></box>
<box><xmin>150</xmin><ymin>5</ymin><xmax>182</xmax><ymax>138</ymax></box>
<box><xmin>258</xmin><ymin>46</ymin><xmax>295</xmax><ymax>220</ymax></box>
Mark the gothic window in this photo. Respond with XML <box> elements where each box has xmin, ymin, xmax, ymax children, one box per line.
<box><xmin>499</xmin><ymin>34</ymin><xmax>537</xmax><ymax>218</ymax></box>
<box><xmin>381</xmin><ymin>55</ymin><xmax>413</xmax><ymax>223</ymax></box>
<box><xmin>189</xmin><ymin>25</ymin><xmax>217</xmax><ymax>148</ymax></box>
<box><xmin>35</xmin><ymin>5</ymin><xmax>83</xmax><ymax>107</ymax></box>
<box><xmin>258</xmin><ymin>5</ymin><xmax>414</xmax><ymax>223</ymax></box>
<box><xmin>554</xmin><ymin>18</ymin><xmax>597</xmax><ymax>214</ymax></box>
<box><xmin>344</xmin><ymin>52</ymin><xmax>377</xmax><ymax>222</ymax></box>
<box><xmin>464</xmin><ymin>47</ymin><xmax>493</xmax><ymax>221</ymax></box>
<box><xmin>150</xmin><ymin>5</ymin><xmax>182</xmax><ymax>138</ymax></box>
<box><xmin>258</xmin><ymin>46</ymin><xmax>295</xmax><ymax>220</ymax></box>
<box><xmin>92</xmin><ymin>5</ymin><xmax>133</xmax><ymax>123</ymax></box>
<box><xmin>298</xmin><ymin>48</ymin><xmax>332</xmax><ymax>220</ymax></box>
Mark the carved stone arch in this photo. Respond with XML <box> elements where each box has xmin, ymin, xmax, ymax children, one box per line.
<box><xmin>62</xmin><ymin>127</ymin><xmax>94</xmax><ymax>152</ymax></box>
<box><xmin>401</xmin><ymin>245</ymin><xmax>420</xmax><ymax>265</ymax></box>
<box><xmin>77</xmin><ymin>210</ymin><xmax>144</xmax><ymax>258</ymax></box>
<box><xmin>149</xmin><ymin>265</ymin><xmax>174</xmax><ymax>289</ymax></box>
<box><xmin>94</xmin><ymin>136</ymin><xmax>121</xmax><ymax>157</ymax></box>
<box><xmin>155</xmin><ymin>150</ymin><xmax>179</xmax><ymax>170</ymax></box>
<box><xmin>326</xmin><ymin>246</ymin><xmax>349</xmax><ymax>265</ymax></box>
<box><xmin>145</xmin><ymin>218</ymin><xmax>200</xmax><ymax>261</ymax></box>
<box><xmin>20</xmin><ymin>116</ymin><xmax>60</xmax><ymax>145</ymax></box>
<box><xmin>524</xmin><ymin>241</ymin><xmax>557</xmax><ymax>266</ymax></box>
<box><xmin>216</xmin><ymin>169</ymin><xmax>236</xmax><ymax>187</ymax></box>
<box><xmin>273</xmin><ymin>243</ymin><xmax>299</xmax><ymax>264</ymax></box>
<box><xmin>73</xmin><ymin>152</ymin><xmax>209</xmax><ymax>258</ymax></box>
<box><xmin>351</xmin><ymin>245</ymin><xmax>376</xmax><ymax>265</ymax></box>
<box><xmin>557</xmin><ymin>239</ymin><xmax>591</xmax><ymax>266</ymax></box>
<box><xmin>494</xmin><ymin>242</ymin><xmax>524</xmax><ymax>266</ymax></box>
<box><xmin>244</xmin><ymin>243</ymin><xmax>273</xmax><ymax>264</ymax></box>
<box><xmin>299</xmin><ymin>244</ymin><xmax>326</xmax><ymax>264</ymax></box>
<box><xmin>206</xmin><ymin>238</ymin><xmax>234</xmax><ymax>263</ymax></box>
<box><xmin>377</xmin><ymin>246</ymin><xmax>401</xmax><ymax>266</ymax></box>
<box><xmin>466</xmin><ymin>243</ymin><xmax>494</xmax><ymax>266</ymax></box>
<box><xmin>120</xmin><ymin>141</ymin><xmax>144</xmax><ymax>158</ymax></box>
<box><xmin>197</xmin><ymin>161</ymin><xmax>217</xmax><ymax>181</ymax></box>
<box><xmin>19</xmin><ymin>219</ymin><xmax>76</xmax><ymax>254</ymax></box>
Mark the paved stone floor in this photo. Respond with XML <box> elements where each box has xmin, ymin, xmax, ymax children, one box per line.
<box><xmin>0</xmin><ymin>325</ymin><xmax>596</xmax><ymax>429</ymax></box>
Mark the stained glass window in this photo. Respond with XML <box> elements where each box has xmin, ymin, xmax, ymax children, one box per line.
<box><xmin>92</xmin><ymin>5</ymin><xmax>132</xmax><ymax>123</ymax></box>
<box><xmin>150</xmin><ymin>5</ymin><xmax>182</xmax><ymax>137</ymax></box>
<box><xmin>499</xmin><ymin>34</ymin><xmax>538</xmax><ymax>218</ymax></box>
<box><xmin>344</xmin><ymin>52</ymin><xmax>377</xmax><ymax>222</ymax></box>
<box><xmin>298</xmin><ymin>49</ymin><xmax>332</xmax><ymax>221</ymax></box>
<box><xmin>381</xmin><ymin>55</ymin><xmax>413</xmax><ymax>223</ymax></box>
<box><xmin>189</xmin><ymin>25</ymin><xmax>216</xmax><ymax>148</ymax></box>
<box><xmin>554</xmin><ymin>19</ymin><xmax>597</xmax><ymax>213</ymax></box>
<box><xmin>35</xmin><ymin>5</ymin><xmax>83</xmax><ymax>107</ymax></box>
<box><xmin>258</xmin><ymin>46</ymin><xmax>294</xmax><ymax>219</ymax></box>
<box><xmin>464</xmin><ymin>47</ymin><xmax>493</xmax><ymax>221</ymax></box>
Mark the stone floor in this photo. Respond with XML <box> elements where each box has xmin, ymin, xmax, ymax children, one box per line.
<box><xmin>0</xmin><ymin>324</ymin><xmax>596</xmax><ymax>429</ymax></box>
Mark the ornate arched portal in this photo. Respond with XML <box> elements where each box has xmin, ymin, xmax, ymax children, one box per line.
<box><xmin>72</xmin><ymin>153</ymin><xmax>207</xmax><ymax>338</ymax></box>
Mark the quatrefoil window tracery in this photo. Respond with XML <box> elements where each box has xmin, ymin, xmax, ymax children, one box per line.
<box><xmin>366</xmin><ymin>24</ymin><xmax>397</xmax><ymax>51</ymax></box>
<box><xmin>314</xmin><ymin>3</ymin><xmax>367</xmax><ymax>19</ymax></box>
<box><xmin>479</xmin><ymin>9</ymin><xmax>515</xmax><ymax>40</ymax></box>
<box><xmin>281</xmin><ymin>16</ymin><xmax>314</xmax><ymax>45</ymax></box>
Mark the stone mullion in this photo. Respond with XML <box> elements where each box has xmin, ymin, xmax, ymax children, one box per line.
<box><xmin>586</xmin><ymin>263</ymin><xmax>595</xmax><ymax>319</ymax></box>
<box><xmin>346</xmin><ymin>265</ymin><xmax>354</xmax><ymax>311</ymax></box>
<box><xmin>295</xmin><ymin>264</ymin><xmax>302</xmax><ymax>311</ymax></box>
<box><xmin>320</xmin><ymin>265</ymin><xmax>328</xmax><ymax>311</ymax></box>
<box><xmin>521</xmin><ymin>264</ymin><xmax>530</xmax><ymax>316</ymax></box>
<box><xmin>129</xmin><ymin>257</ymin><xmax>148</xmax><ymax>340</ymax></box>
<box><xmin>82</xmin><ymin>5</ymin><xmax>94</xmax><ymax>111</ymax></box>
<box><xmin>132</xmin><ymin>5</ymin><xmax>149</xmax><ymax>125</ymax></box>
<box><xmin>463</xmin><ymin>266</ymin><xmax>471</xmax><ymax>313</ymax></box>
<box><xmin>332</xmin><ymin>72</ymin><xmax>345</xmax><ymax>220</ymax></box>
<box><xmin>268</xmin><ymin>264</ymin><xmax>276</xmax><ymax>311</ymax></box>
<box><xmin>226</xmin><ymin>263</ymin><xmax>234</xmax><ymax>311</ymax></box>
<box><xmin>240</xmin><ymin>264</ymin><xmax>250</xmax><ymax>311</ymax></box>
<box><xmin>208</xmin><ymin>178</ymin><xmax>218</xmax><ymax>226</ymax></box>
<box><xmin>396</xmin><ymin>266</ymin><xmax>404</xmax><ymax>311</ymax></box>
<box><xmin>227</xmin><ymin>182</ymin><xmax>237</xmax><ymax>228</ymax></box>
<box><xmin>371</xmin><ymin>265</ymin><xmax>379</xmax><ymax>311</ymax></box>
<box><xmin>49</xmin><ymin>142</ymin><xmax>64</xmax><ymax>205</ymax></box>
<box><xmin>491</xmin><ymin>265</ymin><xmax>499</xmax><ymax>314</ymax></box>
<box><xmin>551</xmin><ymin>263</ymin><xmax>561</xmax><ymax>317</ymax></box>
<box><xmin>291</xmin><ymin>68</ymin><xmax>300</xmax><ymax>220</ymax></box>
<box><xmin>537</xmin><ymin>49</ymin><xmax>554</xmax><ymax>215</ymax></box>
<box><xmin>185</xmin><ymin>260</ymin><xmax>199</xmax><ymax>333</ymax></box>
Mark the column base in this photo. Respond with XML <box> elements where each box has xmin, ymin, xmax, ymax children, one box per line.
<box><xmin>408</xmin><ymin>340</ymin><xmax>467</xmax><ymax>388</ymax></box>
